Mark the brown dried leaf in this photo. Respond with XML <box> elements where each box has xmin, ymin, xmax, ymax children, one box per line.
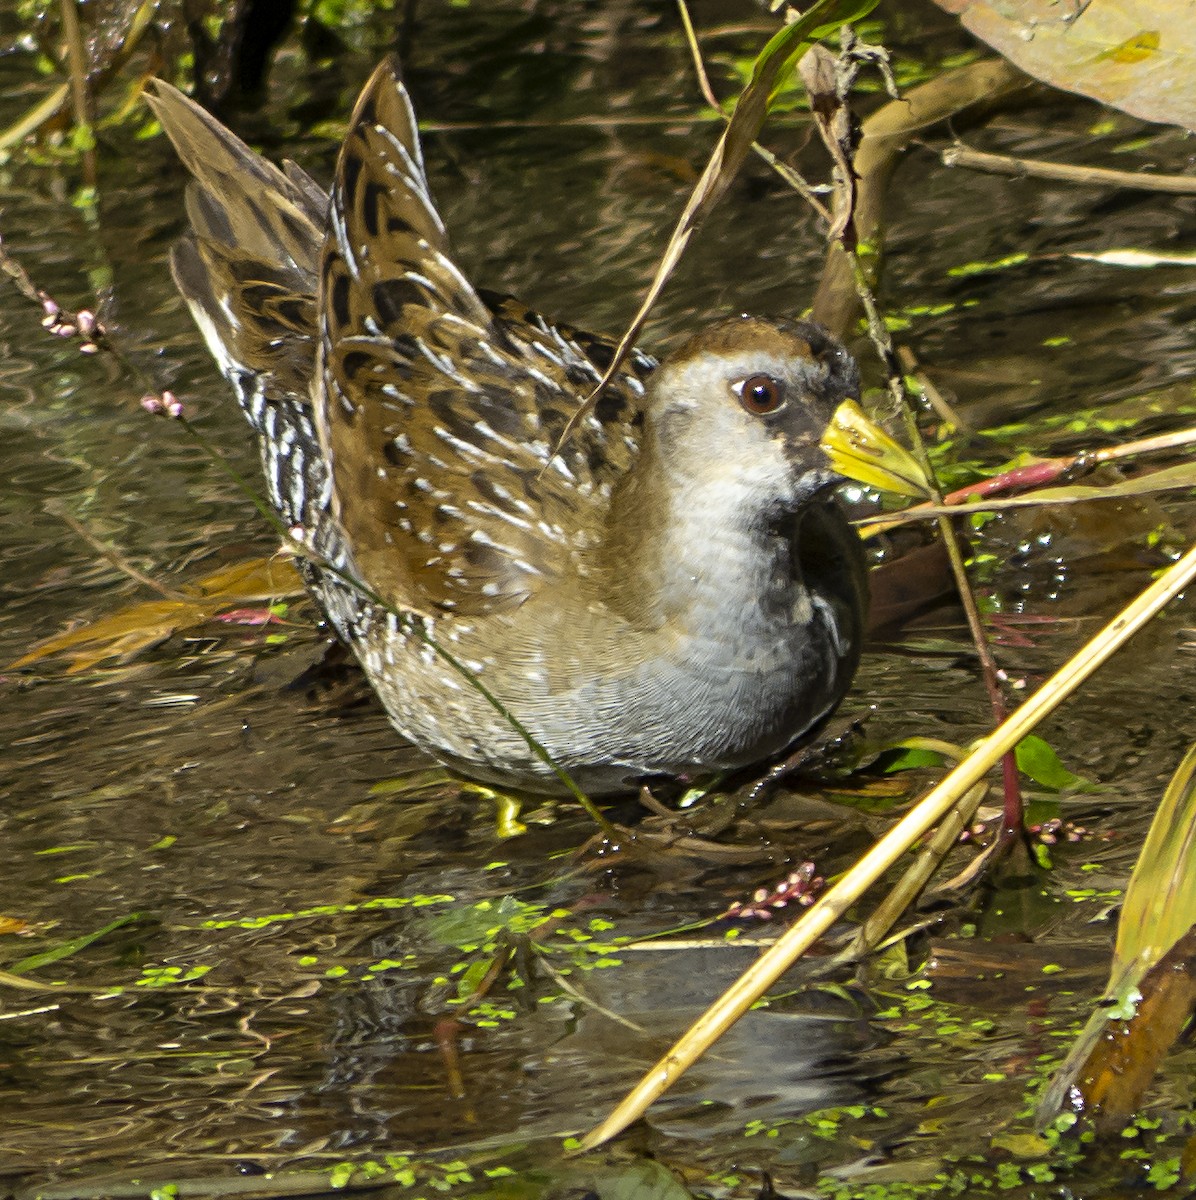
<box><xmin>1061</xmin><ymin>928</ymin><xmax>1196</xmax><ymax>1130</ymax></box>
<box><xmin>1039</xmin><ymin>743</ymin><xmax>1196</xmax><ymax>1127</ymax></box>
<box><xmin>800</xmin><ymin>44</ymin><xmax>858</xmax><ymax>245</ymax></box>
<box><xmin>10</xmin><ymin>599</ymin><xmax>212</xmax><ymax>673</ymax></box>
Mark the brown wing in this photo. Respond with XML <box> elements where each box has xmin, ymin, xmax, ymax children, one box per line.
<box><xmin>318</xmin><ymin>58</ymin><xmax>653</xmax><ymax>617</ymax></box>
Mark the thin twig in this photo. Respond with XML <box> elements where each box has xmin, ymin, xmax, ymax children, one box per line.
<box><xmin>849</xmin><ymin>250</ymin><xmax>1026</xmax><ymax>839</ymax></box>
<box><xmin>897</xmin><ymin>345</ymin><xmax>968</xmax><ymax>431</ymax></box>
<box><xmin>422</xmin><ymin>113</ymin><xmax>785</xmax><ymax>131</ymax></box>
<box><xmin>0</xmin><ymin>234</ymin><xmax>45</xmax><ymax>306</ymax></box>
<box><xmin>811</xmin><ymin>57</ymin><xmax>1028</xmax><ymax>338</ymax></box>
<box><xmin>839</xmin><ymin>780</ymin><xmax>987</xmax><ymax>962</ymax></box>
<box><xmin>797</xmin><ymin>42</ymin><xmax>1025</xmax><ymax>839</ymax></box>
<box><xmin>45</xmin><ymin>500</ymin><xmax>187</xmax><ymax>600</ymax></box>
<box><xmin>0</xmin><ymin>82</ymin><xmax>70</xmax><ymax>152</ymax></box>
<box><xmin>858</xmin><ymin>426</ymin><xmax>1196</xmax><ymax>536</ymax></box>
<box><xmin>944</xmin><ymin>142</ymin><xmax>1196</xmax><ymax>195</ymax></box>
<box><xmin>533</xmin><ymin>954</ymin><xmax>648</xmax><ymax>1034</ymax></box>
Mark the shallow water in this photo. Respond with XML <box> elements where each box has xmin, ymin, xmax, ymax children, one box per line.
<box><xmin>1</xmin><ymin>4</ymin><xmax>1194</xmax><ymax>1198</ymax></box>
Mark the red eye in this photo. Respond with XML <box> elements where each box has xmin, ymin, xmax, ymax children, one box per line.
<box><xmin>735</xmin><ymin>374</ymin><xmax>785</xmax><ymax>415</ymax></box>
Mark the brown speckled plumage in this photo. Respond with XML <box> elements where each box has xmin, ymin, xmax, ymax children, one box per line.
<box><xmin>147</xmin><ymin>59</ymin><xmax>869</xmax><ymax>794</ymax></box>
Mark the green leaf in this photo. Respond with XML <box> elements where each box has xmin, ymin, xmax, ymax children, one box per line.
<box><xmin>881</xmin><ymin>746</ymin><xmax>947</xmax><ymax>773</ymax></box>
<box><xmin>1015</xmin><ymin>735</ymin><xmax>1091</xmax><ymax>792</ymax></box>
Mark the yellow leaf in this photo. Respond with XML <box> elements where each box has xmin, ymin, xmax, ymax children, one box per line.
<box><xmin>9</xmin><ymin>556</ymin><xmax>306</xmax><ymax>673</ymax></box>
<box><xmin>9</xmin><ymin>599</ymin><xmax>213</xmax><ymax>672</ymax></box>
<box><xmin>1114</xmin><ymin>742</ymin><xmax>1196</xmax><ymax>977</ymax></box>
<box><xmin>190</xmin><ymin>555</ymin><xmax>303</xmax><ymax>600</ymax></box>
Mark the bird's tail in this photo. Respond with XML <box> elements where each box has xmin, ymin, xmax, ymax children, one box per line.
<box><xmin>146</xmin><ymin>80</ymin><xmax>334</xmax><ymax>540</ymax></box>
<box><xmin>145</xmin><ymin>79</ymin><xmax>325</xmax><ymax>427</ymax></box>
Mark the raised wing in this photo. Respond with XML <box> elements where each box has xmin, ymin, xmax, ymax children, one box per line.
<box><xmin>318</xmin><ymin>58</ymin><xmax>654</xmax><ymax>617</ymax></box>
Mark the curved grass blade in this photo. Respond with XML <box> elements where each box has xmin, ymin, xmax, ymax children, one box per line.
<box><xmin>7</xmin><ymin>912</ymin><xmax>148</xmax><ymax>976</ymax></box>
<box><xmin>549</xmin><ymin>0</ymin><xmax>880</xmax><ymax>461</ymax></box>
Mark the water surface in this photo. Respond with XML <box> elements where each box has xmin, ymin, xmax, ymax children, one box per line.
<box><xmin>1</xmin><ymin>5</ymin><xmax>1194</xmax><ymax>1197</ymax></box>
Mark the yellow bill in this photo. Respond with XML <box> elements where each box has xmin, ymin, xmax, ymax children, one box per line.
<box><xmin>821</xmin><ymin>399</ymin><xmax>933</xmax><ymax>499</ymax></box>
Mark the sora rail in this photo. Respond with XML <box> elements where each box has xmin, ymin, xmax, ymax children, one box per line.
<box><xmin>146</xmin><ymin>59</ymin><xmax>921</xmax><ymax>795</ymax></box>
